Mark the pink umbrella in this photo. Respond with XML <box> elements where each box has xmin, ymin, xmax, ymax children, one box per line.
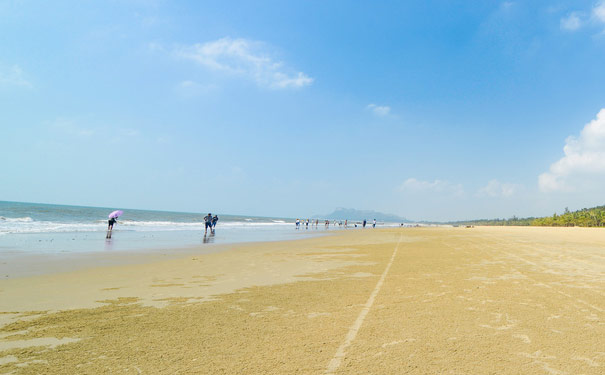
<box><xmin>108</xmin><ymin>210</ymin><xmax>123</xmax><ymax>219</ymax></box>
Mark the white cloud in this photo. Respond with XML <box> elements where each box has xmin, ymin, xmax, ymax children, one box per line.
<box><xmin>501</xmin><ymin>2</ymin><xmax>515</xmax><ymax>11</ymax></box>
<box><xmin>175</xmin><ymin>37</ymin><xmax>313</xmax><ymax>89</ymax></box>
<box><xmin>367</xmin><ymin>104</ymin><xmax>391</xmax><ymax>116</ymax></box>
<box><xmin>539</xmin><ymin>109</ymin><xmax>605</xmax><ymax>192</ymax></box>
<box><xmin>477</xmin><ymin>179</ymin><xmax>519</xmax><ymax>197</ymax></box>
<box><xmin>594</xmin><ymin>1</ymin><xmax>605</xmax><ymax>23</ymax></box>
<box><xmin>0</xmin><ymin>64</ymin><xmax>32</xmax><ymax>88</ymax></box>
<box><xmin>400</xmin><ymin>178</ymin><xmax>464</xmax><ymax>196</ymax></box>
<box><xmin>559</xmin><ymin>2</ymin><xmax>605</xmax><ymax>33</ymax></box>
<box><xmin>560</xmin><ymin>13</ymin><xmax>582</xmax><ymax>31</ymax></box>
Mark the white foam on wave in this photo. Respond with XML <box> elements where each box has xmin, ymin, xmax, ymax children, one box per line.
<box><xmin>0</xmin><ymin>216</ymin><xmax>33</xmax><ymax>222</ymax></box>
<box><xmin>0</xmin><ymin>218</ymin><xmax>294</xmax><ymax>234</ymax></box>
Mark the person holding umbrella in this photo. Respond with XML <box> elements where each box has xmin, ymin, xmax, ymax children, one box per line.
<box><xmin>107</xmin><ymin>210</ymin><xmax>123</xmax><ymax>239</ymax></box>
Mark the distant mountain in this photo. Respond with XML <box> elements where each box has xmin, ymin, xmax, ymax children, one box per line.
<box><xmin>318</xmin><ymin>208</ymin><xmax>410</xmax><ymax>223</ymax></box>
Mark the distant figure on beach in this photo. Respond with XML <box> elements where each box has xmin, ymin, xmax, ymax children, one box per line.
<box><xmin>325</xmin><ymin>220</ymin><xmax>329</xmax><ymax>228</ymax></box>
<box><xmin>305</xmin><ymin>219</ymin><xmax>309</xmax><ymax>229</ymax></box>
<box><xmin>315</xmin><ymin>219</ymin><xmax>319</xmax><ymax>228</ymax></box>
<box><xmin>345</xmin><ymin>219</ymin><xmax>348</xmax><ymax>228</ymax></box>
<box><xmin>373</xmin><ymin>219</ymin><xmax>376</xmax><ymax>228</ymax></box>
<box><xmin>106</xmin><ymin>217</ymin><xmax>117</xmax><ymax>239</ymax></box>
<box><xmin>363</xmin><ymin>219</ymin><xmax>367</xmax><ymax>228</ymax></box>
<box><xmin>296</xmin><ymin>218</ymin><xmax>300</xmax><ymax>229</ymax></box>
<box><xmin>204</xmin><ymin>213</ymin><xmax>213</xmax><ymax>235</ymax></box>
<box><xmin>212</xmin><ymin>215</ymin><xmax>219</xmax><ymax>231</ymax></box>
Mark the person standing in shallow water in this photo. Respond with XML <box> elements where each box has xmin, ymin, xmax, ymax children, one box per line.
<box><xmin>204</xmin><ymin>213</ymin><xmax>213</xmax><ymax>235</ymax></box>
<box><xmin>212</xmin><ymin>215</ymin><xmax>219</xmax><ymax>232</ymax></box>
<box><xmin>373</xmin><ymin>219</ymin><xmax>376</xmax><ymax>228</ymax></box>
<box><xmin>106</xmin><ymin>217</ymin><xmax>117</xmax><ymax>239</ymax></box>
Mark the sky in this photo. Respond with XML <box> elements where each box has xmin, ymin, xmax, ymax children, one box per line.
<box><xmin>2</xmin><ymin>0</ymin><xmax>605</xmax><ymax>221</ymax></box>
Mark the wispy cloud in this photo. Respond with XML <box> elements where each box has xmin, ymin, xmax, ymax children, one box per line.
<box><xmin>594</xmin><ymin>1</ymin><xmax>605</xmax><ymax>23</ymax></box>
<box><xmin>477</xmin><ymin>179</ymin><xmax>520</xmax><ymax>197</ymax></box>
<box><xmin>559</xmin><ymin>2</ymin><xmax>605</xmax><ymax>33</ymax></box>
<box><xmin>174</xmin><ymin>37</ymin><xmax>313</xmax><ymax>89</ymax></box>
<box><xmin>539</xmin><ymin>109</ymin><xmax>605</xmax><ymax>192</ymax></box>
<box><xmin>560</xmin><ymin>12</ymin><xmax>582</xmax><ymax>31</ymax></box>
<box><xmin>366</xmin><ymin>104</ymin><xmax>391</xmax><ymax>116</ymax></box>
<box><xmin>0</xmin><ymin>64</ymin><xmax>32</xmax><ymax>88</ymax></box>
<box><xmin>400</xmin><ymin>178</ymin><xmax>464</xmax><ymax>196</ymax></box>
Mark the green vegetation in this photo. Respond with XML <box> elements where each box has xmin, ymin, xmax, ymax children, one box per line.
<box><xmin>449</xmin><ymin>216</ymin><xmax>534</xmax><ymax>227</ymax></box>
<box><xmin>450</xmin><ymin>205</ymin><xmax>605</xmax><ymax>227</ymax></box>
<box><xmin>531</xmin><ymin>206</ymin><xmax>605</xmax><ymax>227</ymax></box>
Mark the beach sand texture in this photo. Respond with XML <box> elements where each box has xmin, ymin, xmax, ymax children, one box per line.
<box><xmin>0</xmin><ymin>227</ymin><xmax>603</xmax><ymax>374</ymax></box>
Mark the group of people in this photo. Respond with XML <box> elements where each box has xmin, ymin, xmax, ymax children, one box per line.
<box><xmin>295</xmin><ymin>218</ymin><xmax>319</xmax><ymax>229</ymax></box>
<box><xmin>295</xmin><ymin>218</ymin><xmax>377</xmax><ymax>229</ymax></box>
<box><xmin>204</xmin><ymin>213</ymin><xmax>219</xmax><ymax>235</ymax></box>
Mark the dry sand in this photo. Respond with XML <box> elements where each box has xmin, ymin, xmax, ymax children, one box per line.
<box><xmin>0</xmin><ymin>227</ymin><xmax>603</xmax><ymax>374</ymax></box>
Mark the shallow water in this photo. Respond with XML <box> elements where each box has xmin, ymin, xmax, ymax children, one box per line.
<box><xmin>0</xmin><ymin>201</ymin><xmax>334</xmax><ymax>253</ymax></box>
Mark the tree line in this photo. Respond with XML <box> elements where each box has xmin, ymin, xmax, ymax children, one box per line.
<box><xmin>449</xmin><ymin>205</ymin><xmax>605</xmax><ymax>227</ymax></box>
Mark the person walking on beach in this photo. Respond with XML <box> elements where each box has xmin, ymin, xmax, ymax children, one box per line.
<box><xmin>212</xmin><ymin>215</ymin><xmax>219</xmax><ymax>232</ymax></box>
<box><xmin>373</xmin><ymin>219</ymin><xmax>376</xmax><ymax>228</ymax></box>
<box><xmin>204</xmin><ymin>213</ymin><xmax>213</xmax><ymax>235</ymax></box>
<box><xmin>106</xmin><ymin>217</ymin><xmax>117</xmax><ymax>239</ymax></box>
<box><xmin>345</xmin><ymin>219</ymin><xmax>348</xmax><ymax>228</ymax></box>
<box><xmin>363</xmin><ymin>219</ymin><xmax>367</xmax><ymax>228</ymax></box>
<box><xmin>305</xmin><ymin>219</ymin><xmax>309</xmax><ymax>229</ymax></box>
<box><xmin>296</xmin><ymin>218</ymin><xmax>300</xmax><ymax>229</ymax></box>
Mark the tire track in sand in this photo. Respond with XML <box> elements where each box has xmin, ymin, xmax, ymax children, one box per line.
<box><xmin>325</xmin><ymin>234</ymin><xmax>403</xmax><ymax>374</ymax></box>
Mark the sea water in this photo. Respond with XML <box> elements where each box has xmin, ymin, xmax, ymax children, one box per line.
<box><xmin>0</xmin><ymin>201</ymin><xmax>322</xmax><ymax>254</ymax></box>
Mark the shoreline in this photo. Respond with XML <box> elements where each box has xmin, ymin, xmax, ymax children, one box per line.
<box><xmin>0</xmin><ymin>229</ymin><xmax>331</xmax><ymax>280</ymax></box>
<box><xmin>0</xmin><ymin>230</ymin><xmax>360</xmax><ymax>316</ymax></box>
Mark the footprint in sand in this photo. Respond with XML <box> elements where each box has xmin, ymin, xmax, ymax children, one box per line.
<box><xmin>517</xmin><ymin>351</ymin><xmax>563</xmax><ymax>375</ymax></box>
<box><xmin>572</xmin><ymin>356</ymin><xmax>600</xmax><ymax>367</ymax></box>
<box><xmin>512</xmin><ymin>334</ymin><xmax>531</xmax><ymax>344</ymax></box>
<box><xmin>307</xmin><ymin>312</ymin><xmax>330</xmax><ymax>319</ymax></box>
<box><xmin>479</xmin><ymin>313</ymin><xmax>518</xmax><ymax>331</ymax></box>
<box><xmin>381</xmin><ymin>339</ymin><xmax>416</xmax><ymax>348</ymax></box>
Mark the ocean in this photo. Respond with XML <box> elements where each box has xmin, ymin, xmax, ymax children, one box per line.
<box><xmin>0</xmin><ymin>201</ymin><xmax>322</xmax><ymax>253</ymax></box>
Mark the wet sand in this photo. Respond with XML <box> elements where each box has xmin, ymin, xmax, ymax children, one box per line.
<box><xmin>0</xmin><ymin>227</ymin><xmax>603</xmax><ymax>374</ymax></box>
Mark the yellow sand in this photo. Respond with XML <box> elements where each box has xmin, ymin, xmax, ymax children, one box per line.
<box><xmin>0</xmin><ymin>227</ymin><xmax>603</xmax><ymax>374</ymax></box>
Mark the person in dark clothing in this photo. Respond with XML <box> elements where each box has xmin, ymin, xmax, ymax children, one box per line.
<box><xmin>204</xmin><ymin>213</ymin><xmax>213</xmax><ymax>235</ymax></box>
<box><xmin>106</xmin><ymin>217</ymin><xmax>117</xmax><ymax>239</ymax></box>
<box><xmin>363</xmin><ymin>219</ymin><xmax>367</xmax><ymax>228</ymax></box>
<box><xmin>212</xmin><ymin>215</ymin><xmax>219</xmax><ymax>231</ymax></box>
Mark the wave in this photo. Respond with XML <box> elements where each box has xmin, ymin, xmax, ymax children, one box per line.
<box><xmin>0</xmin><ymin>216</ymin><xmax>33</xmax><ymax>222</ymax></box>
<box><xmin>0</xmin><ymin>218</ymin><xmax>294</xmax><ymax>234</ymax></box>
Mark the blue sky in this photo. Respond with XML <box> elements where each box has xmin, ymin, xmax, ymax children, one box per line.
<box><xmin>2</xmin><ymin>0</ymin><xmax>605</xmax><ymax>221</ymax></box>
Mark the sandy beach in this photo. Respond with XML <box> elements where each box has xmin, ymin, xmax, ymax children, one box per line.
<box><xmin>0</xmin><ymin>227</ymin><xmax>603</xmax><ymax>374</ymax></box>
